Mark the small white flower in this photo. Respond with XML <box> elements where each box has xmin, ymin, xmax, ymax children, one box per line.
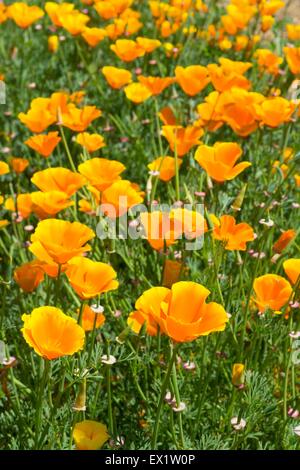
<box><xmin>259</xmin><ymin>218</ymin><xmax>274</xmax><ymax>227</ymax></box>
<box><xmin>231</xmin><ymin>417</ymin><xmax>246</xmax><ymax>431</ymax></box>
<box><xmin>91</xmin><ymin>304</ymin><xmax>104</xmax><ymax>314</ymax></box>
<box><xmin>293</xmin><ymin>425</ymin><xmax>300</xmax><ymax>437</ymax></box>
<box><xmin>172</xmin><ymin>402</ymin><xmax>186</xmax><ymax>412</ymax></box>
<box><xmin>289</xmin><ymin>331</ymin><xmax>300</xmax><ymax>339</ymax></box>
<box><xmin>101</xmin><ymin>355</ymin><xmax>117</xmax><ymax>365</ymax></box>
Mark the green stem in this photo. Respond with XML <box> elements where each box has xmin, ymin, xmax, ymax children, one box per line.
<box><xmin>151</xmin><ymin>342</ymin><xmax>178</xmax><ymax>449</ymax></box>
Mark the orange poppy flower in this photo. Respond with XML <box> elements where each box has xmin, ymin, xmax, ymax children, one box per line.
<box><xmin>212</xmin><ymin>215</ymin><xmax>255</xmax><ymax>251</ymax></box>
<box><xmin>78</xmin><ymin>158</ymin><xmax>125</xmax><ymax>191</ymax></box>
<box><xmin>175</xmin><ymin>65</ymin><xmax>210</xmax><ymax>96</ymax></box>
<box><xmin>128</xmin><ymin>286</ymin><xmax>170</xmax><ymax>336</ymax></box>
<box><xmin>286</xmin><ymin>24</ymin><xmax>300</xmax><ymax>41</ymax></box>
<box><xmin>171</xmin><ymin>208</ymin><xmax>208</xmax><ymax>240</ymax></box>
<box><xmin>220</xmin><ymin>88</ymin><xmax>264</xmax><ymax>136</ymax></box>
<box><xmin>31</xmin><ymin>191</ymin><xmax>74</xmax><ymax>218</ymax></box>
<box><xmin>59</xmin><ymin>10</ymin><xmax>90</xmax><ymax>36</ymax></box>
<box><xmin>137</xmin><ymin>76</ymin><xmax>175</xmax><ymax>96</ymax></box>
<box><xmin>9</xmin><ymin>157</ymin><xmax>29</xmax><ymax>174</ymax></box>
<box><xmin>134</xmin><ymin>281</ymin><xmax>228</xmax><ymax>342</ymax></box>
<box><xmin>18</xmin><ymin>107</ymin><xmax>56</xmax><ymax>133</ymax></box>
<box><xmin>101</xmin><ymin>66</ymin><xmax>132</xmax><ymax>89</ymax></box>
<box><xmin>21</xmin><ymin>306</ymin><xmax>85</xmax><ymax>360</ymax></box>
<box><xmin>284</xmin><ymin>46</ymin><xmax>300</xmax><ymax>75</ymax></box>
<box><xmin>194</xmin><ymin>142</ymin><xmax>251</xmax><ymax>182</ymax></box>
<box><xmin>80</xmin><ymin>305</ymin><xmax>105</xmax><ymax>332</ymax></box>
<box><xmin>14</xmin><ymin>260</ymin><xmax>45</xmax><ymax>293</ymax></box>
<box><xmin>66</xmin><ymin>256</ymin><xmax>118</xmax><ymax>299</ymax></box>
<box><xmin>273</xmin><ymin>229</ymin><xmax>296</xmax><ymax>253</ymax></box>
<box><xmin>7</xmin><ymin>2</ymin><xmax>44</xmax><ymax>29</ymax></box>
<box><xmin>45</xmin><ymin>2</ymin><xmax>75</xmax><ymax>27</ymax></box>
<box><xmin>31</xmin><ymin>167</ymin><xmax>86</xmax><ymax>197</ymax></box>
<box><xmin>0</xmin><ymin>219</ymin><xmax>9</xmax><ymax>229</ymax></box>
<box><xmin>162</xmin><ymin>125</ymin><xmax>203</xmax><ymax>157</ymax></box>
<box><xmin>253</xmin><ymin>274</ymin><xmax>292</xmax><ymax>313</ymax></box>
<box><xmin>101</xmin><ymin>180</ymin><xmax>144</xmax><ymax>217</ymax></box>
<box><xmin>283</xmin><ymin>259</ymin><xmax>300</xmax><ymax>285</ymax></box>
<box><xmin>25</xmin><ymin>132</ymin><xmax>61</xmax><ymax>158</ymax></box>
<box><xmin>136</xmin><ymin>36</ymin><xmax>161</xmax><ymax>53</ymax></box>
<box><xmin>261</xmin><ymin>15</ymin><xmax>274</xmax><ymax>32</ymax></box>
<box><xmin>255</xmin><ymin>97</ymin><xmax>295</xmax><ymax>128</ymax></box>
<box><xmin>207</xmin><ymin>61</ymin><xmax>251</xmax><ymax>92</ymax></box>
<box><xmin>158</xmin><ymin>106</ymin><xmax>177</xmax><ymax>125</ymax></box>
<box><xmin>76</xmin><ymin>132</ymin><xmax>106</xmax><ymax>153</ymax></box>
<box><xmin>0</xmin><ymin>161</ymin><xmax>10</xmax><ymax>175</ymax></box>
<box><xmin>260</xmin><ymin>1</ymin><xmax>284</xmax><ymax>16</ymax></box>
<box><xmin>61</xmin><ymin>104</ymin><xmax>102</xmax><ymax>132</ymax></box>
<box><xmin>255</xmin><ymin>49</ymin><xmax>283</xmax><ymax>75</ymax></box>
<box><xmin>148</xmin><ymin>156</ymin><xmax>182</xmax><ymax>182</ymax></box>
<box><xmin>73</xmin><ymin>420</ymin><xmax>109</xmax><ymax>451</ymax></box>
<box><xmin>81</xmin><ymin>27</ymin><xmax>107</xmax><ymax>47</ymax></box>
<box><xmin>110</xmin><ymin>39</ymin><xmax>145</xmax><ymax>62</ymax></box>
<box><xmin>124</xmin><ymin>83</ymin><xmax>152</xmax><ymax>103</ymax></box>
<box><xmin>29</xmin><ymin>219</ymin><xmax>95</xmax><ymax>265</ymax></box>
<box><xmin>48</xmin><ymin>35</ymin><xmax>59</xmax><ymax>53</ymax></box>
<box><xmin>139</xmin><ymin>211</ymin><xmax>181</xmax><ymax>251</ymax></box>
<box><xmin>5</xmin><ymin>194</ymin><xmax>33</xmax><ymax>218</ymax></box>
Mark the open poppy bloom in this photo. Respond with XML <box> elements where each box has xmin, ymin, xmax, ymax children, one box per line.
<box><xmin>194</xmin><ymin>142</ymin><xmax>251</xmax><ymax>182</ymax></box>
<box><xmin>31</xmin><ymin>167</ymin><xmax>86</xmax><ymax>196</ymax></box>
<box><xmin>7</xmin><ymin>2</ymin><xmax>44</xmax><ymax>29</ymax></box>
<box><xmin>148</xmin><ymin>156</ymin><xmax>182</xmax><ymax>182</ymax></box>
<box><xmin>0</xmin><ymin>161</ymin><xmax>10</xmax><ymax>175</ymax></box>
<box><xmin>284</xmin><ymin>46</ymin><xmax>300</xmax><ymax>75</ymax></box>
<box><xmin>129</xmin><ymin>282</ymin><xmax>228</xmax><ymax>342</ymax></box>
<box><xmin>255</xmin><ymin>97</ymin><xmax>295</xmax><ymax>128</ymax></box>
<box><xmin>102</xmin><ymin>66</ymin><xmax>132</xmax><ymax>89</ymax></box>
<box><xmin>283</xmin><ymin>259</ymin><xmax>300</xmax><ymax>285</ymax></box>
<box><xmin>110</xmin><ymin>39</ymin><xmax>145</xmax><ymax>62</ymax></box>
<box><xmin>162</xmin><ymin>125</ymin><xmax>203</xmax><ymax>157</ymax></box>
<box><xmin>212</xmin><ymin>215</ymin><xmax>255</xmax><ymax>251</ymax></box>
<box><xmin>76</xmin><ymin>132</ymin><xmax>106</xmax><ymax>153</ymax></box>
<box><xmin>5</xmin><ymin>193</ymin><xmax>33</xmax><ymax>219</ymax></box>
<box><xmin>14</xmin><ymin>260</ymin><xmax>45</xmax><ymax>293</ymax></box>
<box><xmin>59</xmin><ymin>10</ymin><xmax>90</xmax><ymax>36</ymax></box>
<box><xmin>61</xmin><ymin>104</ymin><xmax>102</xmax><ymax>132</ymax></box>
<box><xmin>78</xmin><ymin>158</ymin><xmax>125</xmax><ymax>191</ymax></box>
<box><xmin>81</xmin><ymin>27</ymin><xmax>107</xmax><ymax>47</ymax></box>
<box><xmin>253</xmin><ymin>274</ymin><xmax>293</xmax><ymax>313</ymax></box>
<box><xmin>66</xmin><ymin>256</ymin><xmax>118</xmax><ymax>299</ymax></box>
<box><xmin>255</xmin><ymin>49</ymin><xmax>283</xmax><ymax>75</ymax></box>
<box><xmin>136</xmin><ymin>36</ymin><xmax>161</xmax><ymax>53</ymax></box>
<box><xmin>73</xmin><ymin>420</ymin><xmax>109</xmax><ymax>450</ymax></box>
<box><xmin>29</xmin><ymin>219</ymin><xmax>95</xmax><ymax>265</ymax></box>
<box><xmin>101</xmin><ymin>180</ymin><xmax>144</xmax><ymax>217</ymax></box>
<box><xmin>45</xmin><ymin>2</ymin><xmax>75</xmax><ymax>27</ymax></box>
<box><xmin>25</xmin><ymin>132</ymin><xmax>61</xmax><ymax>158</ymax></box>
<box><xmin>18</xmin><ymin>106</ymin><xmax>56</xmax><ymax>133</ymax></box>
<box><xmin>21</xmin><ymin>306</ymin><xmax>85</xmax><ymax>359</ymax></box>
<box><xmin>94</xmin><ymin>0</ymin><xmax>133</xmax><ymax>20</ymax></box>
<box><xmin>80</xmin><ymin>305</ymin><xmax>105</xmax><ymax>332</ymax></box>
<box><xmin>138</xmin><ymin>76</ymin><xmax>176</xmax><ymax>96</ymax></box>
<box><xmin>10</xmin><ymin>157</ymin><xmax>29</xmax><ymax>174</ymax></box>
<box><xmin>140</xmin><ymin>211</ymin><xmax>182</xmax><ymax>251</ymax></box>
<box><xmin>207</xmin><ymin>60</ymin><xmax>251</xmax><ymax>92</ymax></box>
<box><xmin>124</xmin><ymin>83</ymin><xmax>152</xmax><ymax>103</ymax></box>
<box><xmin>175</xmin><ymin>65</ymin><xmax>210</xmax><ymax>96</ymax></box>
<box><xmin>31</xmin><ymin>191</ymin><xmax>74</xmax><ymax>218</ymax></box>
<box><xmin>273</xmin><ymin>229</ymin><xmax>296</xmax><ymax>253</ymax></box>
<box><xmin>128</xmin><ymin>286</ymin><xmax>170</xmax><ymax>336</ymax></box>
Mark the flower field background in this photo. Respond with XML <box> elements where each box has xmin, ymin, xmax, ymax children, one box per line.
<box><xmin>0</xmin><ymin>0</ymin><xmax>300</xmax><ymax>451</ymax></box>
